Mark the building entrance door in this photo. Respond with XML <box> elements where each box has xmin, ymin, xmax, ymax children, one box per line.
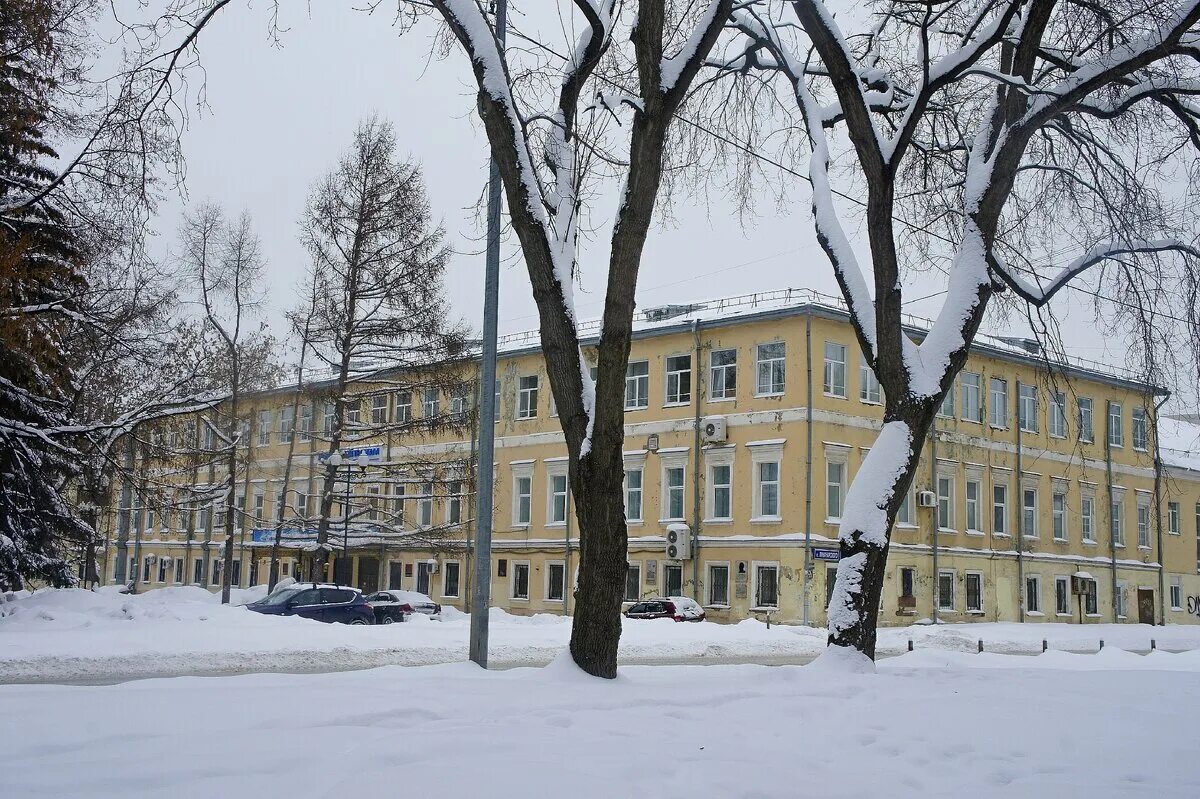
<box><xmin>1137</xmin><ymin>589</ymin><xmax>1155</xmax><ymax>625</ymax></box>
<box><xmin>358</xmin><ymin>557</ymin><xmax>380</xmax><ymax>594</ymax></box>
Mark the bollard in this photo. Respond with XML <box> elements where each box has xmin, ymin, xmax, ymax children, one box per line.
<box><xmin>1151</xmin><ymin>639</ymin><xmax>1156</xmax><ymax>651</ymax></box>
<box><xmin>1042</xmin><ymin>639</ymin><xmax>1048</xmax><ymax>652</ymax></box>
<box><xmin>908</xmin><ymin>639</ymin><xmax>913</xmax><ymax>652</ymax></box>
<box><xmin>1099</xmin><ymin>639</ymin><xmax>1104</xmax><ymax>651</ymax></box>
<box><xmin>978</xmin><ymin>639</ymin><xmax>984</xmax><ymax>653</ymax></box>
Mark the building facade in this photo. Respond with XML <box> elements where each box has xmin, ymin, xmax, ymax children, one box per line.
<box><xmin>98</xmin><ymin>289</ymin><xmax>1200</xmax><ymax>627</ymax></box>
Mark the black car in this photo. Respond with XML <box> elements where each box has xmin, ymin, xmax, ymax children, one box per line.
<box><xmin>246</xmin><ymin>584</ymin><xmax>374</xmax><ymax>625</ymax></box>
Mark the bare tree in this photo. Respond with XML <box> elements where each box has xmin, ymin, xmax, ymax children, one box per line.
<box><xmin>181</xmin><ymin>203</ymin><xmax>270</xmax><ymax>603</ymax></box>
<box><xmin>300</xmin><ymin>116</ymin><xmax>468</xmax><ymax>585</ymax></box>
<box><xmin>718</xmin><ymin>0</ymin><xmax>1200</xmax><ymax>660</ymax></box>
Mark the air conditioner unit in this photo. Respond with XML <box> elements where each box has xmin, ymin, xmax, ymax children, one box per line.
<box><xmin>1071</xmin><ymin>575</ymin><xmax>1091</xmax><ymax>594</ymax></box>
<box><xmin>426</xmin><ymin>559</ymin><xmax>439</xmax><ymax>574</ymax></box>
<box><xmin>665</xmin><ymin>523</ymin><xmax>692</xmax><ymax>560</ymax></box>
<box><xmin>701</xmin><ymin>415</ymin><xmax>727</xmax><ymax>444</ymax></box>
<box><xmin>917</xmin><ymin>490</ymin><xmax>937</xmax><ymax>508</ymax></box>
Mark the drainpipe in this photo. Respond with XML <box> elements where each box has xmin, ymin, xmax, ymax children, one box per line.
<box><xmin>1105</xmin><ymin>400</ymin><xmax>1118</xmax><ymax>621</ymax></box>
<box><xmin>930</xmin><ymin>424</ymin><xmax>939</xmax><ymax>624</ymax></box>
<box><xmin>802</xmin><ymin>313</ymin><xmax>813</xmax><ymax>626</ymax></box>
<box><xmin>1151</xmin><ymin>393</ymin><xmax>1171</xmax><ymax>625</ymax></box>
<box><xmin>691</xmin><ymin>318</ymin><xmax>703</xmax><ymax>603</ymax></box>
<box><xmin>1015</xmin><ymin>381</ymin><xmax>1024</xmax><ymax>624</ymax></box>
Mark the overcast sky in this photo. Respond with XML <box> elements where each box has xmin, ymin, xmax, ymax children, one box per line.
<box><xmin>142</xmin><ymin>1</ymin><xmax>1192</xmax><ymax>408</ymax></box>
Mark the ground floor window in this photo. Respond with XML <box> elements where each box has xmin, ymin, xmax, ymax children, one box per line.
<box><xmin>1116</xmin><ymin>580</ymin><xmax>1127</xmax><ymax>618</ymax></box>
<box><xmin>210</xmin><ymin>558</ymin><xmax>222</xmax><ymax>586</ymax></box>
<box><xmin>174</xmin><ymin>558</ymin><xmax>184</xmax><ymax>584</ymax></box>
<box><xmin>443</xmin><ymin>561</ymin><xmax>460</xmax><ymax>598</ymax></box>
<box><xmin>416</xmin><ymin>561</ymin><xmax>433</xmax><ymax>594</ymax></box>
<box><xmin>664</xmin><ymin>564</ymin><xmax>683</xmax><ymax>597</ymax></box>
<box><xmin>157</xmin><ymin>557</ymin><xmax>168</xmax><ymax>583</ymax></box>
<box><xmin>193</xmin><ymin>558</ymin><xmax>203</xmax><ymax>585</ymax></box>
<box><xmin>1084</xmin><ymin>579</ymin><xmax>1098</xmax><ymax>615</ymax></box>
<box><xmin>1055</xmin><ymin>576</ymin><xmax>1070</xmax><ymax>615</ymax></box>
<box><xmin>965</xmin><ymin>572</ymin><xmax>983</xmax><ymax>613</ymax></box>
<box><xmin>755</xmin><ymin>564</ymin><xmax>779</xmax><ymax>608</ymax></box>
<box><xmin>900</xmin><ymin>567</ymin><xmax>915</xmax><ymax>598</ymax></box>
<box><xmin>825</xmin><ymin>564</ymin><xmax>838</xmax><ymax>608</ymax></box>
<box><xmin>388</xmin><ymin>561</ymin><xmax>402</xmax><ymax>589</ymax></box>
<box><xmin>511</xmin><ymin>562</ymin><xmax>530</xmax><ymax>600</ymax></box>
<box><xmin>230</xmin><ymin>559</ymin><xmax>241</xmax><ymax>587</ymax></box>
<box><xmin>1025</xmin><ymin>575</ymin><xmax>1041</xmax><ymax>614</ymax></box>
<box><xmin>1170</xmin><ymin>577</ymin><xmax>1182</xmax><ymax>610</ymax></box>
<box><xmin>547</xmin><ymin>562</ymin><xmax>565</xmax><ymax>602</ymax></box>
<box><xmin>142</xmin><ymin>557</ymin><xmax>153</xmax><ymax>583</ymax></box>
<box><xmin>937</xmin><ymin>570</ymin><xmax>954</xmax><ymax>611</ymax></box>
<box><xmin>625</xmin><ymin>563</ymin><xmax>641</xmax><ymax>602</ymax></box>
<box><xmin>707</xmin><ymin>563</ymin><xmax>729</xmax><ymax>606</ymax></box>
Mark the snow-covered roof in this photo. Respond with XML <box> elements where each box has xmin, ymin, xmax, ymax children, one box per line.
<box><xmin>1159</xmin><ymin>416</ymin><xmax>1200</xmax><ymax>473</ymax></box>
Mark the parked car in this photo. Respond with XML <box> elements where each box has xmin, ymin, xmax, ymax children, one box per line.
<box><xmin>246</xmin><ymin>584</ymin><xmax>374</xmax><ymax>625</ymax></box>
<box><xmin>365</xmin><ymin>590</ymin><xmax>442</xmax><ymax>624</ymax></box>
<box><xmin>623</xmin><ymin>596</ymin><xmax>705</xmax><ymax>622</ymax></box>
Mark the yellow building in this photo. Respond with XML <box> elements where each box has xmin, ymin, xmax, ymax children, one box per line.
<box><xmin>100</xmin><ymin>289</ymin><xmax>1200</xmax><ymax>627</ymax></box>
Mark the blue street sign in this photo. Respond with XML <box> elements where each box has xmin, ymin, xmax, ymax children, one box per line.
<box><xmin>812</xmin><ymin>547</ymin><xmax>841</xmax><ymax>562</ymax></box>
<box><xmin>317</xmin><ymin>445</ymin><xmax>383</xmax><ymax>464</ymax></box>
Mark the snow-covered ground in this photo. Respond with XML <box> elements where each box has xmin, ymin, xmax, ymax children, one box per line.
<box><xmin>3</xmin><ymin>586</ymin><xmax>1199</xmax><ymax>682</ymax></box>
<box><xmin>2</xmin><ymin>650</ymin><xmax>1199</xmax><ymax>797</ymax></box>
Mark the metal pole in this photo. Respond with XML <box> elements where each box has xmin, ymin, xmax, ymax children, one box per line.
<box><xmin>930</xmin><ymin>424</ymin><xmax>938</xmax><ymax>624</ymax></box>
<box><xmin>802</xmin><ymin>313</ymin><xmax>813</xmax><ymax>626</ymax></box>
<box><xmin>469</xmin><ymin>0</ymin><xmax>506</xmax><ymax>670</ymax></box>
<box><xmin>1015</xmin><ymin>382</ymin><xmax>1024</xmax><ymax>623</ymax></box>
<box><xmin>342</xmin><ymin>467</ymin><xmax>350</xmax><ymax>584</ymax></box>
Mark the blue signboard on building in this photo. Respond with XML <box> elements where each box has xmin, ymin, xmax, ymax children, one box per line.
<box><xmin>812</xmin><ymin>548</ymin><xmax>841</xmax><ymax>562</ymax></box>
<box><xmin>251</xmin><ymin>528</ymin><xmax>319</xmax><ymax>544</ymax></box>
<box><xmin>317</xmin><ymin>445</ymin><xmax>383</xmax><ymax>464</ymax></box>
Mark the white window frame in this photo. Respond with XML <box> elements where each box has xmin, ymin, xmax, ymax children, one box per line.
<box><xmin>756</xmin><ymin>460</ymin><xmax>782</xmax><ymax>520</ymax></box>
<box><xmin>992</xmin><ymin>479</ymin><xmax>1009</xmax><ymax>536</ymax></box>
<box><xmin>1018</xmin><ymin>384</ymin><xmax>1038</xmax><ymax>433</ymax></box>
<box><xmin>825</xmin><ymin>445</ymin><xmax>848</xmax><ymax>523</ymax></box>
<box><xmin>1111</xmin><ymin>490</ymin><xmax>1125</xmax><ymax>547</ymax></box>
<box><xmin>1078</xmin><ymin>397</ymin><xmax>1094</xmax><ymax>443</ymax></box>
<box><xmin>257</xmin><ymin>409</ymin><xmax>271</xmax><ymax>447</ymax></box>
<box><xmin>939</xmin><ymin>384</ymin><xmax>954</xmax><ymax>418</ymax></box>
<box><xmin>1116</xmin><ymin>579</ymin><xmax>1128</xmax><ymax>618</ymax></box>
<box><xmin>937</xmin><ymin>569</ymin><xmax>956</xmax><ymax>611</ymax></box>
<box><xmin>418</xmin><ymin>479</ymin><xmax>434</xmax><ymax>528</ymax></box>
<box><xmin>660</xmin><ymin>450</ymin><xmax>689</xmax><ymax>522</ymax></box>
<box><xmin>961</xmin><ymin>372</ymin><xmax>982</xmax><ymax>422</ymax></box>
<box><xmin>1108</xmin><ymin>401</ymin><xmax>1124</xmax><ymax>448</ymax></box>
<box><xmin>173</xmin><ymin>557</ymin><xmax>184</xmax><ymax>584</ymax></box>
<box><xmin>1132</xmin><ymin>407</ymin><xmax>1148</xmax><ymax>451</ymax></box>
<box><xmin>156</xmin><ymin>556</ymin><xmax>168</xmax><ymax>584</ymax></box>
<box><xmin>859</xmin><ymin>356</ymin><xmax>881</xmax><ymax>404</ymax></box>
<box><xmin>1052</xmin><ymin>487</ymin><xmax>1068</xmax><ymax>542</ymax></box>
<box><xmin>1055</xmin><ymin>575</ymin><xmax>1071</xmax><ymax>616</ymax></box>
<box><xmin>517</xmin><ymin>375</ymin><xmax>539</xmax><ymax>420</ymax></box>
<box><xmin>823</xmin><ymin>341</ymin><xmax>847</xmax><ymax>398</ymax></box>
<box><xmin>1136</xmin><ymin>494</ymin><xmax>1152</xmax><ymax>549</ymax></box>
<box><xmin>625</xmin><ymin>360</ymin><xmax>649</xmax><ymax>410</ymax></box>
<box><xmin>422</xmin><ymin>387</ymin><xmax>439</xmax><ymax>419</ymax></box>
<box><xmin>965</xmin><ymin>475</ymin><xmax>983</xmax><ymax>534</ymax></box>
<box><xmin>964</xmin><ymin>570</ymin><xmax>984</xmax><ymax>613</ymax></box>
<box><xmin>936</xmin><ymin>469</ymin><xmax>955</xmax><ymax>532</ymax></box>
<box><xmin>751</xmin><ymin>561</ymin><xmax>781</xmax><ymax>609</ymax></box>
<box><xmin>1168</xmin><ymin>501</ymin><xmax>1180</xmax><ymax>535</ymax></box>
<box><xmin>705</xmin><ymin>449</ymin><xmax>734</xmax><ymax>523</ymax></box>
<box><xmin>510</xmin><ymin>560</ymin><xmax>531</xmax><ymax>601</ymax></box>
<box><xmin>547</xmin><ymin>464</ymin><xmax>568</xmax><ymax>527</ymax></box>
<box><xmin>298</xmin><ymin>404</ymin><xmax>312</xmax><ymax>442</ymax></box>
<box><xmin>706</xmin><ymin>561</ymin><xmax>731</xmax><ymax>607</ymax></box>
<box><xmin>664</xmin><ymin>354</ymin><xmax>692</xmax><ymax>405</ymax></box>
<box><xmin>545</xmin><ymin>560</ymin><xmax>566</xmax><ymax>603</ymax></box>
<box><xmin>369</xmin><ymin>394</ymin><xmax>388</xmax><ymax>426</ymax></box>
<box><xmin>709</xmin><ymin>348</ymin><xmax>737</xmax><ymax>401</ymax></box>
<box><xmin>1049</xmin><ymin>391</ymin><xmax>1067</xmax><ymax>438</ymax></box>
<box><xmin>441</xmin><ymin>560</ymin><xmax>461</xmax><ymax>599</ymax></box>
<box><xmin>394</xmin><ymin>391</ymin><xmax>412</xmax><ymax>424</ymax></box>
<box><xmin>1170</xmin><ymin>576</ymin><xmax>1182</xmax><ymax>611</ymax></box>
<box><xmin>512</xmin><ymin>462</ymin><xmax>534</xmax><ymax>527</ymax></box>
<box><xmin>989</xmin><ymin>378</ymin><xmax>1008</xmax><ymax>428</ymax></box>
<box><xmin>623</xmin><ymin>457</ymin><xmax>645</xmax><ymax>524</ymax></box>
<box><xmin>755</xmin><ymin>342</ymin><xmax>786</xmax><ymax>396</ymax></box>
<box><xmin>1025</xmin><ymin>574</ymin><xmax>1042</xmax><ymax>615</ymax></box>
<box><xmin>1081</xmin><ymin>492</ymin><xmax>1096</xmax><ymax>543</ymax></box>
<box><xmin>1022</xmin><ymin>483</ymin><xmax>1039</xmax><ymax>539</ymax></box>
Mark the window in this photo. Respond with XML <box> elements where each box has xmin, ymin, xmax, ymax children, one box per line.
<box><xmin>1049</xmin><ymin>391</ymin><xmax>1066</xmax><ymax>438</ymax></box>
<box><xmin>625</xmin><ymin>563</ymin><xmax>641</xmax><ymax>602</ymax></box>
<box><xmin>1082</xmin><ymin>496</ymin><xmax>1096</xmax><ymax>543</ymax></box>
<box><xmin>366</xmin><ymin>484</ymin><xmax>380</xmax><ymax>521</ymax></box>
<box><xmin>1116</xmin><ymin>580</ymin><xmax>1128</xmax><ymax>618</ymax></box>
<box><xmin>388</xmin><ymin>391</ymin><xmax>409</xmax><ymax>425</ymax></box>
<box><xmin>1196</xmin><ymin>503</ymin><xmax>1200</xmax><ymax>572</ymax></box>
<box><xmin>1084</xmin><ymin>578</ymin><xmax>1098</xmax><ymax>615</ymax></box>
<box><xmin>1052</xmin><ymin>491</ymin><xmax>1067</xmax><ymax>541</ymax></box>
<box><xmin>511</xmin><ymin>562</ymin><xmax>530</xmax><ymax>600</ymax></box>
<box><xmin>1137</xmin><ymin>497</ymin><xmax>1151</xmax><ymax>548</ymax></box>
<box><xmin>939</xmin><ymin>385</ymin><xmax>954</xmax><ymax>418</ymax></box>
<box><xmin>623</xmin><ymin>468</ymin><xmax>643</xmax><ymax>522</ymax></box>
<box><xmin>298</xmin><ymin>405</ymin><xmax>312</xmax><ymax>442</ymax></box>
<box><xmin>1078</xmin><ymin>397</ymin><xmax>1094</xmax><ymax>442</ymax></box>
<box><xmin>965</xmin><ymin>479</ymin><xmax>982</xmax><ymax>533</ymax></box>
<box><xmin>174</xmin><ymin>558</ymin><xmax>184</xmax><ymax>584</ymax></box>
<box><xmin>1055</xmin><ymin>576</ymin><xmax>1071</xmax><ymax>615</ymax></box>
<box><xmin>253</xmin><ymin>492</ymin><xmax>265</xmax><ymax>527</ymax></box>
<box><xmin>296</xmin><ymin>491</ymin><xmax>309</xmax><ymax>519</ymax></box>
<box><xmin>391</xmin><ymin>484</ymin><xmax>405</xmax><ymax>525</ymax></box>
<box><xmin>1018</xmin><ymin>384</ymin><xmax>1038</xmax><ymax>433</ymax></box>
<box><xmin>1170</xmin><ymin>576</ymin><xmax>1182</xmax><ymax>611</ymax></box>
<box><xmin>989</xmin><ymin>378</ymin><xmax>1008</xmax><ymax>428</ymax></box>
<box><xmin>845</xmin><ymin>357</ymin><xmax>876</xmax><ymax>409</ymax></box>
<box><xmin>418</xmin><ymin>481</ymin><xmax>433</xmax><ymax>528</ymax></box>
<box><xmin>1025</xmin><ymin>575</ymin><xmax>1041</xmax><ymax>614</ymax></box>
<box><xmin>710</xmin><ymin>463</ymin><xmax>732</xmax><ymax>520</ymax></box>
<box><xmin>992</xmin><ymin>483</ymin><xmax>1008</xmax><ymax>535</ymax></box>
<box><xmin>345</xmin><ymin>399</ymin><xmax>361</xmax><ymax>427</ymax></box>
<box><xmin>230</xmin><ymin>559</ymin><xmax>241</xmax><ymax>587</ymax></box>
<box><xmin>709</xmin><ymin>348</ymin><xmax>737</xmax><ymax>400</ymax></box>
<box><xmin>447</xmin><ymin>481</ymin><xmax>462</xmax><ymax>525</ymax></box>
<box><xmin>493</xmin><ymin>379</ymin><xmax>501</xmax><ymax>423</ymax></box>
<box><xmin>823</xmin><ymin>342</ymin><xmax>847</xmax><ymax>397</ymax></box>
<box><xmin>1022</xmin><ymin>487</ymin><xmax>1038</xmax><ymax>539</ymax></box>
<box><xmin>1132</xmin><ymin>407</ymin><xmax>1148</xmax><ymax>451</ymax></box>
<box><xmin>450</xmin><ymin>386</ymin><xmax>469</xmax><ymax>420</ymax></box>
<box><xmin>900</xmin><ymin>567</ymin><xmax>915</xmax><ymax>599</ymax></box>
<box><xmin>193</xmin><ymin>558</ymin><xmax>204</xmax><ymax>585</ymax></box>
<box><xmin>664</xmin><ymin>466</ymin><xmax>686</xmax><ymax>520</ymax></box>
<box><xmin>665</xmin><ymin>355</ymin><xmax>692</xmax><ymax>404</ymax></box>
<box><xmin>896</xmin><ymin>490</ymin><xmax>913</xmax><ymax>526</ymax></box>
<box><xmin>956</xmin><ymin>372</ymin><xmax>980</xmax><ymax>422</ymax></box>
<box><xmin>708</xmin><ymin>563</ymin><xmax>729</xmax><ymax>606</ymax></box>
<box><xmin>664</xmin><ymin>564</ymin><xmax>683</xmax><ymax>597</ymax></box>
<box><xmin>443</xmin><ymin>561</ymin><xmax>460</xmax><ymax>598</ymax></box>
<box><xmin>547</xmin><ymin>562</ymin><xmax>565</xmax><ymax>602</ymax></box>
<box><xmin>1111</xmin><ymin>497</ymin><xmax>1125</xmax><ymax>546</ymax></box>
<box><xmin>156</xmin><ymin>557</ymin><xmax>168</xmax><ymax>583</ymax></box>
<box><xmin>323</xmin><ymin>403</ymin><xmax>335</xmax><ymax>434</ymax></box>
<box><xmin>965</xmin><ymin>572</ymin><xmax>983</xmax><ymax>613</ymax></box>
<box><xmin>937</xmin><ymin>474</ymin><xmax>954</xmax><ymax>530</ymax></box>
<box><xmin>517</xmin><ymin>375</ymin><xmax>539</xmax><ymax>419</ymax></box>
<box><xmin>1108</xmin><ymin>401</ymin><xmax>1123</xmax><ymax>447</ymax></box>
<box><xmin>756</xmin><ymin>342</ymin><xmax>786</xmax><ymax>395</ymax></box>
<box><xmin>625</xmin><ymin>360</ymin><xmax>649</xmax><ymax>409</ymax></box>
<box><xmin>757</xmin><ymin>461</ymin><xmax>781</xmax><ymax>518</ymax></box>
<box><xmin>937</xmin><ymin>570</ymin><xmax>955</xmax><ymax>610</ymax></box>
<box><xmin>549</xmin><ymin>473</ymin><xmax>568</xmax><ymax>524</ymax></box>
<box><xmin>370</xmin><ymin>395</ymin><xmax>388</xmax><ymax>426</ymax></box>
<box><xmin>514</xmin><ymin>475</ymin><xmax>532</xmax><ymax>526</ymax></box>
<box><xmin>257</xmin><ymin>410</ymin><xmax>271</xmax><ymax>446</ymax></box>
<box><xmin>755</xmin><ymin>564</ymin><xmax>779</xmax><ymax>607</ymax></box>
<box><xmin>826</xmin><ymin>460</ymin><xmax>845</xmax><ymax>520</ymax></box>
<box><xmin>211</xmin><ymin>558</ymin><xmax>222</xmax><ymax>586</ymax></box>
<box><xmin>1169</xmin><ymin>501</ymin><xmax>1180</xmax><ymax>535</ymax></box>
<box><xmin>422</xmin><ymin>388</ymin><xmax>440</xmax><ymax>419</ymax></box>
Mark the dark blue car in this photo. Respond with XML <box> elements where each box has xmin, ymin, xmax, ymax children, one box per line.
<box><xmin>246</xmin><ymin>584</ymin><xmax>374</xmax><ymax>625</ymax></box>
